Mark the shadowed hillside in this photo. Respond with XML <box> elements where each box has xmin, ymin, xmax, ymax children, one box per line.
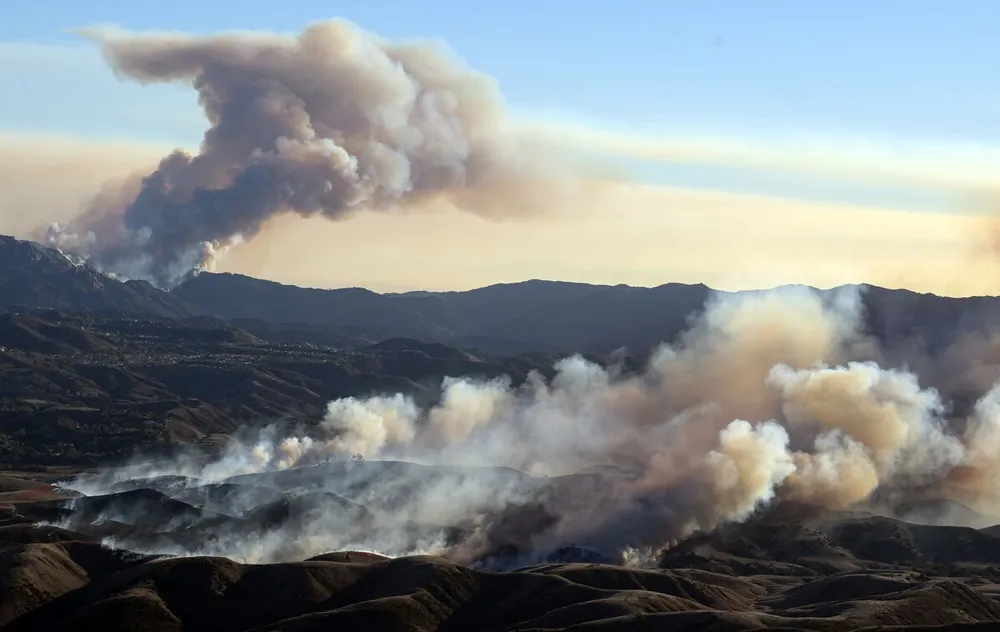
<box><xmin>5</xmin><ymin>233</ymin><xmax>1000</xmax><ymax>468</ymax></box>
<box><xmin>0</xmin><ymin>236</ymin><xmax>204</xmax><ymax>320</ymax></box>
<box><xmin>7</xmin><ymin>235</ymin><xmax>1000</xmax><ymax>360</ymax></box>
<box><xmin>6</xmin><ymin>469</ymin><xmax>1000</xmax><ymax>631</ymax></box>
<box><xmin>0</xmin><ymin>308</ymin><xmax>563</xmax><ymax>466</ymax></box>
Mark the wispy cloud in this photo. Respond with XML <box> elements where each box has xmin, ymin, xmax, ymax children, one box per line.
<box><xmin>519</xmin><ymin>115</ymin><xmax>1000</xmax><ymax>204</ymax></box>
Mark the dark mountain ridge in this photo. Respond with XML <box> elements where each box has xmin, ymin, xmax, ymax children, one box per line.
<box><xmin>0</xmin><ymin>235</ymin><xmax>204</xmax><ymax>320</ymax></box>
<box><xmin>5</xmin><ymin>232</ymin><xmax>1000</xmax><ymax>467</ymax></box>
<box><xmin>5</xmin><ymin>234</ymin><xmax>1000</xmax><ymax>357</ymax></box>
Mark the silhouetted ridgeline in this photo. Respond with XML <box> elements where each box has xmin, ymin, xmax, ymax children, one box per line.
<box><xmin>5</xmin><ymin>234</ymin><xmax>1000</xmax><ymax>356</ymax></box>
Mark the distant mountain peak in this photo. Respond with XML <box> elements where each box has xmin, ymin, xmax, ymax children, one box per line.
<box><xmin>0</xmin><ymin>234</ymin><xmax>204</xmax><ymax>319</ymax></box>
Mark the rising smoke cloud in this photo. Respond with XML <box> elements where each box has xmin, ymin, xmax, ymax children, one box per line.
<box><xmin>44</xmin><ymin>20</ymin><xmax>587</xmax><ymax>287</ymax></box>
<box><xmin>57</xmin><ymin>285</ymin><xmax>1000</xmax><ymax>567</ymax></box>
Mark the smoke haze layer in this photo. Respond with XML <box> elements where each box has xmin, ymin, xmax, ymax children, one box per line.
<box><xmin>54</xmin><ymin>285</ymin><xmax>1000</xmax><ymax>568</ymax></box>
<box><xmin>44</xmin><ymin>20</ymin><xmax>585</xmax><ymax>287</ymax></box>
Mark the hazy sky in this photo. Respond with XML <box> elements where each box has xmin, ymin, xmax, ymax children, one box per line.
<box><xmin>3</xmin><ymin>1</ymin><xmax>1000</xmax><ymax>294</ymax></box>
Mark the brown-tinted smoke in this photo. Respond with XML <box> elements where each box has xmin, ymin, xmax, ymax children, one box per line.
<box><xmin>67</xmin><ymin>286</ymin><xmax>1000</xmax><ymax>565</ymax></box>
<box><xmin>45</xmin><ymin>20</ymin><xmax>581</xmax><ymax>287</ymax></box>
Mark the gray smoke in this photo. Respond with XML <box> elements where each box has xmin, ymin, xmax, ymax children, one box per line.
<box><xmin>56</xmin><ymin>285</ymin><xmax>1000</xmax><ymax>567</ymax></box>
<box><xmin>44</xmin><ymin>20</ymin><xmax>584</xmax><ymax>287</ymax></box>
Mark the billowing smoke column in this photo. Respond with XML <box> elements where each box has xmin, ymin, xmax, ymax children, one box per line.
<box><xmin>62</xmin><ymin>285</ymin><xmax>1000</xmax><ymax>567</ymax></box>
<box><xmin>45</xmin><ymin>20</ymin><xmax>575</xmax><ymax>287</ymax></box>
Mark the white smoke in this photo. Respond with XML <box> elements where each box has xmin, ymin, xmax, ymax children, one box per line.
<box><xmin>323</xmin><ymin>393</ymin><xmax>420</xmax><ymax>457</ymax></box>
<box><xmin>54</xmin><ymin>285</ymin><xmax>1000</xmax><ymax>566</ymax></box>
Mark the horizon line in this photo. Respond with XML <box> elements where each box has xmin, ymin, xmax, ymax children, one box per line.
<box><xmin>178</xmin><ymin>270</ymin><xmax>992</xmax><ymax>301</ymax></box>
<box><xmin>5</xmin><ymin>232</ymin><xmax>997</xmax><ymax>302</ymax></box>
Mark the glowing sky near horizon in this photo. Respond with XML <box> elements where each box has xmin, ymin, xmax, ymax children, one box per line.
<box><xmin>3</xmin><ymin>1</ymin><xmax>1000</xmax><ymax>294</ymax></box>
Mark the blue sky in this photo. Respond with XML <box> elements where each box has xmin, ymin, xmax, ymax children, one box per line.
<box><xmin>4</xmin><ymin>0</ymin><xmax>1000</xmax><ymax>212</ymax></box>
<box><xmin>5</xmin><ymin>0</ymin><xmax>1000</xmax><ymax>137</ymax></box>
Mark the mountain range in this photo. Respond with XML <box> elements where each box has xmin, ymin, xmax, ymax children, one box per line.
<box><xmin>4</xmin><ymin>234</ymin><xmax>999</xmax><ymax>357</ymax></box>
<box><xmin>10</xmin><ymin>234</ymin><xmax>1000</xmax><ymax>631</ymax></box>
<box><xmin>5</xmin><ymin>231</ymin><xmax>1000</xmax><ymax>466</ymax></box>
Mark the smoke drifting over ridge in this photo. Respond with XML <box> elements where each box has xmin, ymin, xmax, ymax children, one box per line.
<box><xmin>56</xmin><ymin>285</ymin><xmax>1000</xmax><ymax>567</ymax></box>
<box><xmin>44</xmin><ymin>20</ymin><xmax>583</xmax><ymax>287</ymax></box>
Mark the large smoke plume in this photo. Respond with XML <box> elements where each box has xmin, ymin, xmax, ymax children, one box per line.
<box><xmin>44</xmin><ymin>20</ymin><xmax>584</xmax><ymax>287</ymax></box>
<box><xmin>57</xmin><ymin>285</ymin><xmax>1000</xmax><ymax>567</ymax></box>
